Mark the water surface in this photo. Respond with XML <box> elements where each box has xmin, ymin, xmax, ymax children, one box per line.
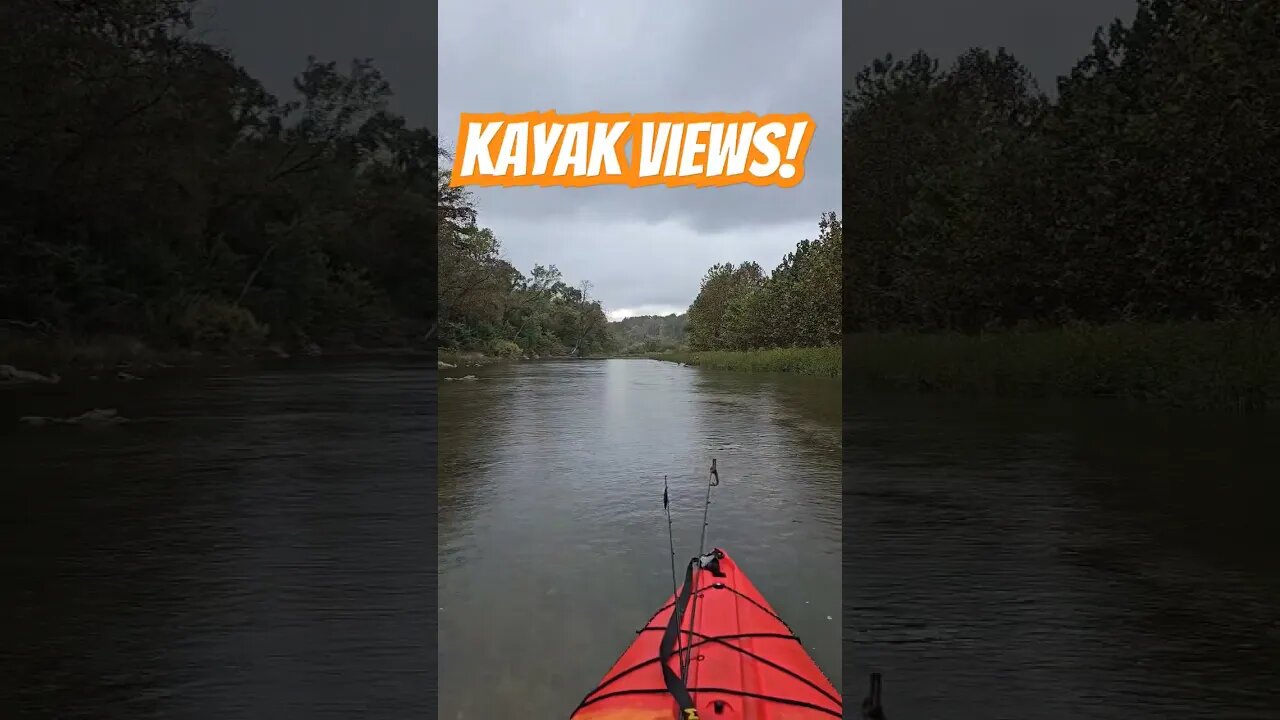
<box><xmin>0</xmin><ymin>358</ymin><xmax>435</xmax><ymax>719</ymax></box>
<box><xmin>847</xmin><ymin>392</ymin><xmax>1280</xmax><ymax>719</ymax></box>
<box><xmin>438</xmin><ymin>358</ymin><xmax>842</xmax><ymax>718</ymax></box>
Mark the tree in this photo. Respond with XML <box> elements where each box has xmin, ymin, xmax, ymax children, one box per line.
<box><xmin>686</xmin><ymin>262</ymin><xmax>765</xmax><ymax>350</ymax></box>
<box><xmin>841</xmin><ymin>0</ymin><xmax>1280</xmax><ymax>332</ymax></box>
<box><xmin>686</xmin><ymin>214</ymin><xmax>841</xmax><ymax>352</ymax></box>
<box><xmin>1</xmin><ymin>0</ymin><xmax>442</xmax><ymax>351</ymax></box>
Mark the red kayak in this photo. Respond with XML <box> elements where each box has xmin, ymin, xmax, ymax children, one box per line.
<box><xmin>570</xmin><ymin>548</ymin><xmax>841</xmax><ymax>720</ymax></box>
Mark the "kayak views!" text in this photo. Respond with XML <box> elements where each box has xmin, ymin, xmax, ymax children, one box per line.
<box><xmin>449</xmin><ymin>111</ymin><xmax>815</xmax><ymax>189</ymax></box>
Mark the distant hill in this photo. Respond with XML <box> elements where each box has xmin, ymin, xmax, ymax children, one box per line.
<box><xmin>609</xmin><ymin>313</ymin><xmax>688</xmax><ymax>354</ymax></box>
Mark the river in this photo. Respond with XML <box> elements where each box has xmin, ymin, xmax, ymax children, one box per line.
<box><xmin>438</xmin><ymin>358</ymin><xmax>843</xmax><ymax>719</ymax></box>
<box><xmin>848</xmin><ymin>391</ymin><xmax>1280</xmax><ymax>719</ymax></box>
<box><xmin>5</xmin><ymin>357</ymin><xmax>1275</xmax><ymax>719</ymax></box>
<box><xmin>0</xmin><ymin>357</ymin><xmax>435</xmax><ymax>719</ymax></box>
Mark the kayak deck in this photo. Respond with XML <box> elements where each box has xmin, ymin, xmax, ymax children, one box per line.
<box><xmin>571</xmin><ymin>548</ymin><xmax>841</xmax><ymax>720</ymax></box>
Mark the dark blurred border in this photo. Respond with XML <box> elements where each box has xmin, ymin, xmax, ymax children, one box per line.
<box><xmin>424</xmin><ymin>8</ymin><xmax>441</xmax><ymax>716</ymax></box>
<box><xmin>840</xmin><ymin>4</ymin><xmax>856</xmax><ymax>707</ymax></box>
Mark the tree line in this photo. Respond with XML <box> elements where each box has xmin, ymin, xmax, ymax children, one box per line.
<box><xmin>1</xmin><ymin>0</ymin><xmax>616</xmax><ymax>360</ymax></box>
<box><xmin>609</xmin><ymin>314</ymin><xmax>688</xmax><ymax>354</ymax></box>
<box><xmin>686</xmin><ymin>213</ymin><xmax>841</xmax><ymax>351</ymax></box>
<box><xmin>437</xmin><ymin>179</ymin><xmax>614</xmax><ymax>357</ymax></box>
<box><xmin>844</xmin><ymin>0</ymin><xmax>1280</xmax><ymax>334</ymax></box>
<box><xmin>3</xmin><ymin>0</ymin><xmax>439</xmax><ymax>352</ymax></box>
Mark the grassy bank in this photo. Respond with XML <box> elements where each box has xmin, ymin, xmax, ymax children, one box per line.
<box><xmin>2</xmin><ymin>331</ymin><xmax>434</xmax><ymax>383</ymax></box>
<box><xmin>439</xmin><ymin>350</ymin><xmax>616</xmax><ymax>367</ymax></box>
<box><xmin>846</xmin><ymin>321</ymin><xmax>1280</xmax><ymax>410</ymax></box>
<box><xmin>438</xmin><ymin>350</ymin><xmax>501</xmax><ymax>368</ymax></box>
<box><xmin>2</xmin><ymin>334</ymin><xmax>169</xmax><ymax>370</ymax></box>
<box><xmin>653</xmin><ymin>347</ymin><xmax>841</xmax><ymax>377</ymax></box>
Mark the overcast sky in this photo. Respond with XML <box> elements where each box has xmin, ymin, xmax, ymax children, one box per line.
<box><xmin>196</xmin><ymin>0</ymin><xmax>841</xmax><ymax>320</ymax></box>
<box><xmin>197</xmin><ymin>0</ymin><xmax>1138</xmax><ymax>320</ymax></box>
<box><xmin>436</xmin><ymin>0</ymin><xmax>843</xmax><ymax>319</ymax></box>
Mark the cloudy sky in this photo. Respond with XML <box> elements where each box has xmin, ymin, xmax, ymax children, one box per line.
<box><xmin>436</xmin><ymin>1</ymin><xmax>843</xmax><ymax>319</ymax></box>
<box><xmin>196</xmin><ymin>0</ymin><xmax>1137</xmax><ymax>320</ymax></box>
<box><xmin>197</xmin><ymin>0</ymin><xmax>841</xmax><ymax>320</ymax></box>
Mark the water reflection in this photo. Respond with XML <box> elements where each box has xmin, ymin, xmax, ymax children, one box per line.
<box><xmin>0</xmin><ymin>360</ymin><xmax>435</xmax><ymax>719</ymax></box>
<box><xmin>847</xmin><ymin>391</ymin><xmax>1280</xmax><ymax>719</ymax></box>
<box><xmin>438</xmin><ymin>359</ymin><xmax>842</xmax><ymax>719</ymax></box>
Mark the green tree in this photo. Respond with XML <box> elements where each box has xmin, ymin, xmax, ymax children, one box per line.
<box><xmin>842</xmin><ymin>0</ymin><xmax>1280</xmax><ymax>333</ymax></box>
<box><xmin>686</xmin><ymin>262</ymin><xmax>765</xmax><ymax>350</ymax></box>
<box><xmin>1</xmin><ymin>0</ymin><xmax>441</xmax><ymax>352</ymax></box>
<box><xmin>609</xmin><ymin>313</ymin><xmax>689</xmax><ymax>354</ymax></box>
<box><xmin>686</xmin><ymin>214</ymin><xmax>841</xmax><ymax>352</ymax></box>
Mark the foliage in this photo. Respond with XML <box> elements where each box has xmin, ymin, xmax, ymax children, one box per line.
<box><xmin>436</xmin><ymin>183</ymin><xmax>615</xmax><ymax>357</ymax></box>
<box><xmin>686</xmin><ymin>214</ymin><xmax>841</xmax><ymax>352</ymax></box>
<box><xmin>175</xmin><ymin>296</ymin><xmax>269</xmax><ymax>349</ymax></box>
<box><xmin>0</xmin><ymin>0</ymin><xmax>608</xmax><ymax>359</ymax></box>
<box><xmin>1</xmin><ymin>0</ymin><xmax>437</xmax><ymax>352</ymax></box>
<box><xmin>656</xmin><ymin>347</ymin><xmax>841</xmax><ymax>378</ymax></box>
<box><xmin>486</xmin><ymin>338</ymin><xmax>524</xmax><ymax>359</ymax></box>
<box><xmin>844</xmin><ymin>320</ymin><xmax>1280</xmax><ymax>410</ymax></box>
<box><xmin>609</xmin><ymin>314</ymin><xmax>688</xmax><ymax>354</ymax></box>
<box><xmin>843</xmin><ymin>0</ymin><xmax>1280</xmax><ymax>333</ymax></box>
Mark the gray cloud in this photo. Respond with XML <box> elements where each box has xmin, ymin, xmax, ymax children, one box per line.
<box><xmin>438</xmin><ymin>0</ymin><xmax>843</xmax><ymax>234</ymax></box>
<box><xmin>193</xmin><ymin>0</ymin><xmax>1141</xmax><ymax>318</ymax></box>
<box><xmin>197</xmin><ymin>0</ymin><xmax>841</xmax><ymax>317</ymax></box>
<box><xmin>487</xmin><ymin>214</ymin><xmax>824</xmax><ymax>320</ymax></box>
<box><xmin>437</xmin><ymin>0</ymin><xmax>841</xmax><ymax>315</ymax></box>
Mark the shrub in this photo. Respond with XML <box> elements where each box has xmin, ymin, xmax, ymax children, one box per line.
<box><xmin>176</xmin><ymin>297</ymin><xmax>268</xmax><ymax>350</ymax></box>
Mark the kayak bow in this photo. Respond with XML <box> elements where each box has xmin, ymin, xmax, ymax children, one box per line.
<box><xmin>570</xmin><ymin>548</ymin><xmax>841</xmax><ymax>720</ymax></box>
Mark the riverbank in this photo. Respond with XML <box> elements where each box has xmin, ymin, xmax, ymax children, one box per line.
<box><xmin>438</xmin><ymin>351</ymin><xmax>613</xmax><ymax>368</ymax></box>
<box><xmin>651</xmin><ymin>347</ymin><xmax>841</xmax><ymax>377</ymax></box>
<box><xmin>1</xmin><ymin>332</ymin><xmax>436</xmax><ymax>387</ymax></box>
<box><xmin>845</xmin><ymin>320</ymin><xmax>1280</xmax><ymax>410</ymax></box>
<box><xmin>438</xmin><ymin>351</ymin><xmax>503</xmax><ymax>369</ymax></box>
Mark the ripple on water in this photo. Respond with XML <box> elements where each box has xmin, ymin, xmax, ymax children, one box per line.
<box><xmin>438</xmin><ymin>359</ymin><xmax>841</xmax><ymax>719</ymax></box>
<box><xmin>1</xmin><ymin>358</ymin><xmax>436</xmax><ymax>719</ymax></box>
<box><xmin>846</xmin><ymin>393</ymin><xmax>1280</xmax><ymax>719</ymax></box>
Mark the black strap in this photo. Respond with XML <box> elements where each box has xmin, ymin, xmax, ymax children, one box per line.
<box><xmin>577</xmin><ymin>631</ymin><xmax>803</xmax><ymax>705</ymax></box>
<box><xmin>649</xmin><ymin>581</ymin><xmax>787</xmax><ymax>633</ymax></box>
<box><xmin>667</xmin><ymin>627</ymin><xmax>842</xmax><ymax>709</ymax></box>
<box><xmin>576</xmin><ymin>687</ymin><xmax>842</xmax><ymax>718</ymax></box>
<box><xmin>576</xmin><ymin>549</ymin><xmax>841</xmax><ymax>718</ymax></box>
<box><xmin>659</xmin><ymin>556</ymin><xmax>699</xmax><ymax>715</ymax></box>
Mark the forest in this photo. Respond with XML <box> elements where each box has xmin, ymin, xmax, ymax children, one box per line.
<box><xmin>844</xmin><ymin>0</ymin><xmax>1278</xmax><ymax>333</ymax></box>
<box><xmin>12</xmin><ymin>0</ymin><xmax>1274</xmax><ymax>398</ymax></box>
<box><xmin>609</xmin><ymin>314</ymin><xmax>688</xmax><ymax>355</ymax></box>
<box><xmin>685</xmin><ymin>213</ymin><xmax>842</xmax><ymax>352</ymax></box>
<box><xmin>2</xmin><ymin>0</ymin><xmax>440</xmax><ymax>358</ymax></box>
<box><xmin>437</xmin><ymin>184</ymin><xmax>614</xmax><ymax>358</ymax></box>
<box><xmin>606</xmin><ymin>207</ymin><xmax>842</xmax><ymax>365</ymax></box>
<box><xmin>0</xmin><ymin>0</ymin><xmax>618</xmax><ymax>364</ymax></box>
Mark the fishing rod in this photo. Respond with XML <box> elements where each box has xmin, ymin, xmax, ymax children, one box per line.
<box><xmin>662</xmin><ymin>474</ymin><xmax>678</xmax><ymax>606</ymax></box>
<box><xmin>697</xmin><ymin>458</ymin><xmax>719</xmax><ymax>558</ymax></box>
<box><xmin>678</xmin><ymin>458</ymin><xmax>720</xmax><ymax>681</ymax></box>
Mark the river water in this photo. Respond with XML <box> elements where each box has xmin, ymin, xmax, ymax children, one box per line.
<box><xmin>438</xmin><ymin>358</ymin><xmax>843</xmax><ymax>718</ymax></box>
<box><xmin>0</xmin><ymin>358</ymin><xmax>435</xmax><ymax>719</ymax></box>
<box><xmin>5</xmin><ymin>356</ymin><xmax>1276</xmax><ymax>719</ymax></box>
<box><xmin>847</xmin><ymin>392</ymin><xmax>1280</xmax><ymax>719</ymax></box>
